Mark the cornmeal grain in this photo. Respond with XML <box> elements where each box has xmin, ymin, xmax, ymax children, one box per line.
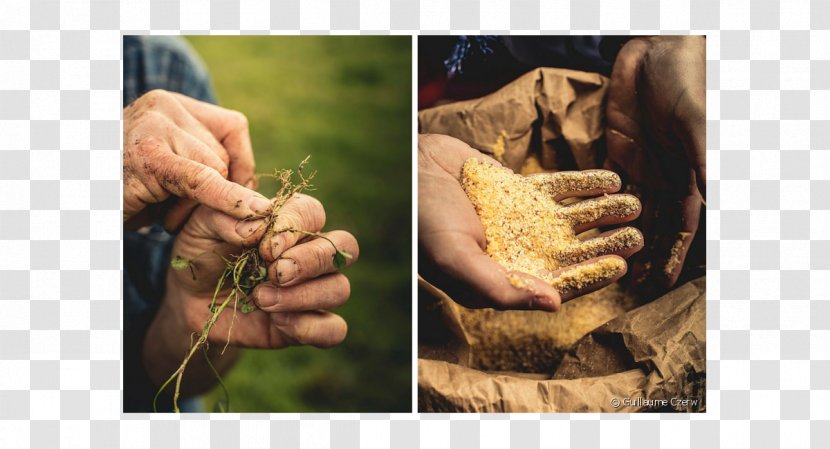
<box><xmin>461</xmin><ymin>158</ymin><xmax>639</xmax><ymax>292</ymax></box>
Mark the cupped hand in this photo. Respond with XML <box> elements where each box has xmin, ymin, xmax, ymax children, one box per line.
<box><xmin>419</xmin><ymin>134</ymin><xmax>643</xmax><ymax>312</ymax></box>
<box><xmin>123</xmin><ymin>89</ymin><xmax>272</xmax><ymax>230</ymax></box>
<box><xmin>605</xmin><ymin>36</ymin><xmax>705</xmax><ymax>289</ymax></box>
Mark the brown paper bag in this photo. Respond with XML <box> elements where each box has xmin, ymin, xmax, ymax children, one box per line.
<box><xmin>419</xmin><ymin>67</ymin><xmax>609</xmax><ymax>174</ymax></box>
<box><xmin>418</xmin><ymin>278</ymin><xmax>706</xmax><ymax>413</ymax></box>
<box><xmin>418</xmin><ymin>67</ymin><xmax>706</xmax><ymax>413</ymax></box>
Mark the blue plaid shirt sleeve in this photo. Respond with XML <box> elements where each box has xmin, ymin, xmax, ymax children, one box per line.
<box><xmin>123</xmin><ymin>36</ymin><xmax>216</xmax><ymax>412</ymax></box>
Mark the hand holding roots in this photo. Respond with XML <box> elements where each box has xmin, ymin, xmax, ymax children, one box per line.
<box><xmin>461</xmin><ymin>158</ymin><xmax>644</xmax><ymax>300</ymax></box>
<box><xmin>154</xmin><ymin>157</ymin><xmax>351</xmax><ymax>412</ymax></box>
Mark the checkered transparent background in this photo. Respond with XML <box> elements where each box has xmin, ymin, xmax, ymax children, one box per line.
<box><xmin>0</xmin><ymin>0</ymin><xmax>827</xmax><ymax>447</ymax></box>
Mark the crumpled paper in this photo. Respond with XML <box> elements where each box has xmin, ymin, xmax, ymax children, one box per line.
<box><xmin>419</xmin><ymin>67</ymin><xmax>609</xmax><ymax>174</ymax></box>
<box><xmin>418</xmin><ymin>277</ymin><xmax>706</xmax><ymax>413</ymax></box>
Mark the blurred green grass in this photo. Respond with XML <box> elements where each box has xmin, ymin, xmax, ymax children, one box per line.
<box><xmin>186</xmin><ymin>36</ymin><xmax>412</xmax><ymax>412</ymax></box>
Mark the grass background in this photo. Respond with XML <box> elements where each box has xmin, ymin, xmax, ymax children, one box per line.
<box><xmin>186</xmin><ymin>36</ymin><xmax>412</xmax><ymax>412</ymax></box>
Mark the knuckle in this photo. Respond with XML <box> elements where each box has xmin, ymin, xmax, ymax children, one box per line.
<box><xmin>194</xmin><ymin>168</ymin><xmax>225</xmax><ymax>195</ymax></box>
<box><xmin>142</xmin><ymin>89</ymin><xmax>171</xmax><ymax>106</ymax></box>
<box><xmin>293</xmin><ymin>320</ymin><xmax>314</xmax><ymax>345</ymax></box>
<box><xmin>228</xmin><ymin>110</ymin><xmax>249</xmax><ymax>129</ymax></box>
<box><xmin>135</xmin><ymin>135</ymin><xmax>164</xmax><ymax>156</ymax></box>
<box><xmin>215</xmin><ymin>178</ymin><xmax>237</xmax><ymax>203</ymax></box>
<box><xmin>214</xmin><ymin>161</ymin><xmax>230</xmax><ymax>179</ymax></box>
<box><xmin>217</xmin><ymin>147</ymin><xmax>231</xmax><ymax>167</ymax></box>
<box><xmin>182</xmin><ymin>165</ymin><xmax>221</xmax><ymax>198</ymax></box>
<box><xmin>300</xmin><ymin>195</ymin><xmax>326</xmax><ymax>229</ymax></box>
<box><xmin>311</xmin><ymin>242</ymin><xmax>334</xmax><ymax>271</ymax></box>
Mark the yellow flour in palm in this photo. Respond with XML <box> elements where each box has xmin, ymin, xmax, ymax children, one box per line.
<box><xmin>461</xmin><ymin>158</ymin><xmax>638</xmax><ymax>291</ymax></box>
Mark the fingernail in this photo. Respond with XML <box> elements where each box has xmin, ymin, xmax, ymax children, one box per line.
<box><xmin>276</xmin><ymin>258</ymin><xmax>298</xmax><ymax>286</ymax></box>
<box><xmin>235</xmin><ymin>218</ymin><xmax>263</xmax><ymax>239</ymax></box>
<box><xmin>270</xmin><ymin>234</ymin><xmax>286</xmax><ymax>259</ymax></box>
<box><xmin>255</xmin><ymin>284</ymin><xmax>279</xmax><ymax>308</ymax></box>
<box><xmin>248</xmin><ymin>196</ymin><xmax>272</xmax><ymax>216</ymax></box>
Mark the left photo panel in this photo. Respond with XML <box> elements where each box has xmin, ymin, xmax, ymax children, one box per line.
<box><xmin>122</xmin><ymin>36</ymin><xmax>413</xmax><ymax>413</ymax></box>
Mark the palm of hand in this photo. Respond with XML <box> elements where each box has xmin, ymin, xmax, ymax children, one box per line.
<box><xmin>418</xmin><ymin>134</ymin><xmax>643</xmax><ymax>311</ymax></box>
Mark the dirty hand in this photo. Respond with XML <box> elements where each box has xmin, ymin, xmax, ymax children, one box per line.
<box><xmin>144</xmin><ymin>194</ymin><xmax>358</xmax><ymax>391</ymax></box>
<box><xmin>419</xmin><ymin>134</ymin><xmax>643</xmax><ymax>312</ymax></box>
<box><xmin>123</xmin><ymin>89</ymin><xmax>272</xmax><ymax>231</ymax></box>
<box><xmin>606</xmin><ymin>36</ymin><xmax>705</xmax><ymax>289</ymax></box>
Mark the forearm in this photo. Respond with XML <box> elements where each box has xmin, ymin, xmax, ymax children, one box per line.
<box><xmin>142</xmin><ymin>284</ymin><xmax>239</xmax><ymax>397</ymax></box>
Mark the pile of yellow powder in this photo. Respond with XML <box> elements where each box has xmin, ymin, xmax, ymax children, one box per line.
<box><xmin>456</xmin><ymin>282</ymin><xmax>640</xmax><ymax>373</ymax></box>
<box><xmin>461</xmin><ymin>158</ymin><xmax>640</xmax><ymax>293</ymax></box>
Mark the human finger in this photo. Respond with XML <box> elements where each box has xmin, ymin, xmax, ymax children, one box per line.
<box><xmin>422</xmin><ymin>233</ymin><xmax>562</xmax><ymax>312</ymax></box>
<box><xmin>675</xmin><ymin>110</ymin><xmax>707</xmax><ymax>199</ymax></box>
<box><xmin>606</xmin><ymin>40</ymin><xmax>668</xmax><ymax>190</ymax></box>
<box><xmin>153</xmin><ymin>152</ymin><xmax>273</xmax><ymax>221</ymax></box>
<box><xmin>180</xmin><ymin>204</ymin><xmax>268</xmax><ymax>247</ymax></box>
<box><xmin>555</xmin><ymin>194</ymin><xmax>641</xmax><ymax>233</ymax></box>
<box><xmin>656</xmin><ymin>190</ymin><xmax>702</xmax><ymax>288</ymax></box>
<box><xmin>252</xmin><ymin>273</ymin><xmax>350</xmax><ymax>313</ymax></box>
<box><xmin>270</xmin><ymin>310</ymin><xmax>348</xmax><ymax>349</ymax></box>
<box><xmin>549</xmin><ymin>255</ymin><xmax>628</xmax><ymax>302</ymax></box>
<box><xmin>170</xmin><ymin>92</ymin><xmax>256</xmax><ymax>186</ymax></box>
<box><xmin>268</xmin><ymin>230</ymin><xmax>359</xmax><ymax>287</ymax></box>
<box><xmin>166</xmin><ymin>122</ymin><xmax>229</xmax><ymax>178</ymax></box>
<box><xmin>162</xmin><ymin>128</ymin><xmax>232</xmax><ymax>231</ymax></box>
<box><xmin>528</xmin><ymin>170</ymin><xmax>621</xmax><ymax>201</ymax></box>
<box><xmin>555</xmin><ymin>227</ymin><xmax>644</xmax><ymax>266</ymax></box>
<box><xmin>258</xmin><ymin>193</ymin><xmax>327</xmax><ymax>262</ymax></box>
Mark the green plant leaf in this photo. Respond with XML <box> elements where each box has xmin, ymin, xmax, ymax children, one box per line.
<box><xmin>333</xmin><ymin>250</ymin><xmax>353</xmax><ymax>270</ymax></box>
<box><xmin>171</xmin><ymin>256</ymin><xmax>191</xmax><ymax>271</ymax></box>
<box><xmin>241</xmin><ymin>303</ymin><xmax>255</xmax><ymax>314</ymax></box>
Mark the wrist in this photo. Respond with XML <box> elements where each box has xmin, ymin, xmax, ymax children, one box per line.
<box><xmin>142</xmin><ymin>274</ymin><xmax>193</xmax><ymax>384</ymax></box>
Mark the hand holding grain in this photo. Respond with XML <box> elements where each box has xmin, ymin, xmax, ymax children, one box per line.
<box><xmin>419</xmin><ymin>134</ymin><xmax>643</xmax><ymax>312</ymax></box>
<box><xmin>123</xmin><ymin>89</ymin><xmax>271</xmax><ymax>230</ymax></box>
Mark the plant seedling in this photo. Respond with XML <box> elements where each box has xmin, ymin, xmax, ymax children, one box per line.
<box><xmin>154</xmin><ymin>157</ymin><xmax>352</xmax><ymax>412</ymax></box>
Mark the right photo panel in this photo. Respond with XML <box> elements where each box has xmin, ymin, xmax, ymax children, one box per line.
<box><xmin>417</xmin><ymin>36</ymin><xmax>706</xmax><ymax>413</ymax></box>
